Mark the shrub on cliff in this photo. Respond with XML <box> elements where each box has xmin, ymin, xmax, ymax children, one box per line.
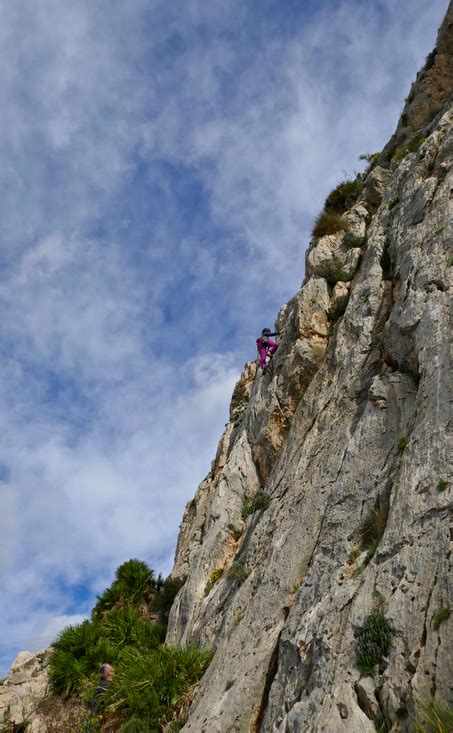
<box><xmin>323</xmin><ymin>178</ymin><xmax>364</xmax><ymax>213</ymax></box>
<box><xmin>355</xmin><ymin>611</ymin><xmax>392</xmax><ymax>676</ymax></box>
<box><xmin>241</xmin><ymin>489</ymin><xmax>271</xmax><ymax>518</ymax></box>
<box><xmin>312</xmin><ymin>210</ymin><xmax>349</xmax><ymax>238</ymax></box>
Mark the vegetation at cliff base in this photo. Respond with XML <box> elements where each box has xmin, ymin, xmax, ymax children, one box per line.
<box><xmin>47</xmin><ymin>559</ymin><xmax>210</xmax><ymax>731</ymax></box>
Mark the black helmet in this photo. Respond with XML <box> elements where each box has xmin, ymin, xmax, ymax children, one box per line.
<box><xmin>262</xmin><ymin>328</ymin><xmax>271</xmax><ymax>336</ymax></box>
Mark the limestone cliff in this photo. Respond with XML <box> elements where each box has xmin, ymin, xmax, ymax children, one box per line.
<box><xmin>167</xmin><ymin>9</ymin><xmax>453</xmax><ymax>732</ymax></box>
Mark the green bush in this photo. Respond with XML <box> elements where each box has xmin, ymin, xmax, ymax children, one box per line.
<box><xmin>93</xmin><ymin>559</ymin><xmax>158</xmax><ymax>619</ymax></box>
<box><xmin>393</xmin><ymin>147</ymin><xmax>408</xmax><ymax>162</ymax></box>
<box><xmin>424</xmin><ymin>49</ymin><xmax>437</xmax><ymax>71</ymax></box>
<box><xmin>324</xmin><ymin>178</ymin><xmax>364</xmax><ymax>213</ymax></box>
<box><xmin>101</xmin><ymin>607</ymin><xmax>165</xmax><ymax>649</ymax></box>
<box><xmin>119</xmin><ymin>716</ymin><xmax>154</xmax><ymax>732</ymax></box>
<box><xmin>227</xmin><ymin>558</ymin><xmax>249</xmax><ymax>583</ymax></box>
<box><xmin>312</xmin><ymin>210</ymin><xmax>349</xmax><ymax>238</ymax></box>
<box><xmin>242</xmin><ymin>490</ymin><xmax>271</xmax><ymax>518</ymax></box>
<box><xmin>342</xmin><ymin>232</ymin><xmax>366</xmax><ymax>249</ymax></box>
<box><xmin>436</xmin><ymin>480</ymin><xmax>448</xmax><ymax>492</ymax></box>
<box><xmin>150</xmin><ymin>576</ymin><xmax>185</xmax><ymax>622</ymax></box>
<box><xmin>359</xmin><ymin>152</ymin><xmax>380</xmax><ymax>171</ymax></box>
<box><xmin>204</xmin><ymin>567</ymin><xmax>224</xmax><ymax>596</ymax></box>
<box><xmin>407</xmin><ymin>136</ymin><xmax>426</xmax><ymax>153</ymax></box>
<box><xmin>329</xmin><ymin>298</ymin><xmax>349</xmax><ymax>321</ymax></box>
<box><xmin>49</xmin><ymin>621</ymin><xmax>118</xmax><ymax>698</ymax></box>
<box><xmin>49</xmin><ymin>608</ymin><xmax>165</xmax><ymax>699</ymax></box>
<box><xmin>355</xmin><ymin>611</ymin><xmax>392</xmax><ymax>676</ymax></box>
<box><xmin>110</xmin><ymin>645</ymin><xmax>212</xmax><ymax>728</ymax></box>
<box><xmin>397</xmin><ymin>436</ymin><xmax>408</xmax><ymax>453</ymax></box>
<box><xmin>315</xmin><ymin>256</ymin><xmax>354</xmax><ymax>285</ymax></box>
<box><xmin>432</xmin><ymin>607</ymin><xmax>450</xmax><ymax>631</ymax></box>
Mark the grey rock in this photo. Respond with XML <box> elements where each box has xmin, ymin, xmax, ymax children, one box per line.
<box><xmin>363</xmin><ymin>166</ymin><xmax>392</xmax><ymax>206</ymax></box>
<box><xmin>409</xmin><ymin>177</ymin><xmax>437</xmax><ymax>225</ymax></box>
<box><xmin>168</xmin><ymin>100</ymin><xmax>452</xmax><ymax>733</ymax></box>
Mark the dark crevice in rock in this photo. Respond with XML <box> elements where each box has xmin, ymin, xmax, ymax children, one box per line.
<box><xmin>381</xmin><ymin>237</ymin><xmax>395</xmax><ymax>281</ymax></box>
<box><xmin>424</xmin><ymin>278</ymin><xmax>447</xmax><ymax>292</ymax></box>
<box><xmin>374</xmin><ymin>686</ymin><xmax>393</xmax><ymax>733</ymax></box>
<box><xmin>252</xmin><ymin>631</ymin><xmax>283</xmax><ymax>733</ymax></box>
<box><xmin>420</xmin><ymin>567</ymin><xmax>439</xmax><ymax>651</ymax></box>
<box><xmin>354</xmin><ymin>683</ymin><xmax>375</xmax><ymax>721</ymax></box>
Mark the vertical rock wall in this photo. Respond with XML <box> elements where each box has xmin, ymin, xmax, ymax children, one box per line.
<box><xmin>167</xmin><ymin>11</ymin><xmax>452</xmax><ymax>731</ymax></box>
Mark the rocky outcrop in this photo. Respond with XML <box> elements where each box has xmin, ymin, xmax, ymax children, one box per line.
<box><xmin>0</xmin><ymin>651</ymin><xmax>49</xmax><ymax>731</ymax></box>
<box><xmin>380</xmin><ymin>2</ymin><xmax>453</xmax><ymax>164</ymax></box>
<box><xmin>167</xmin><ymin>16</ymin><xmax>452</xmax><ymax>730</ymax></box>
<box><xmin>0</xmin><ymin>650</ymin><xmax>87</xmax><ymax>732</ymax></box>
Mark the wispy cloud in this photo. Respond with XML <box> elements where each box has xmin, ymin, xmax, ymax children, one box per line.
<box><xmin>0</xmin><ymin>0</ymin><xmax>447</xmax><ymax>672</ymax></box>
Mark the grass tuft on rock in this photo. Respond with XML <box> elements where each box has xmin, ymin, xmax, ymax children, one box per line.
<box><xmin>352</xmin><ymin>503</ymin><xmax>388</xmax><ymax>559</ymax></box>
<box><xmin>397</xmin><ymin>435</ymin><xmax>408</xmax><ymax>453</ymax></box>
<box><xmin>242</xmin><ymin>490</ymin><xmax>271</xmax><ymax>518</ymax></box>
<box><xmin>413</xmin><ymin>697</ymin><xmax>453</xmax><ymax>733</ymax></box>
<box><xmin>227</xmin><ymin>558</ymin><xmax>249</xmax><ymax>584</ymax></box>
<box><xmin>388</xmin><ymin>197</ymin><xmax>400</xmax><ymax>210</ymax></box>
<box><xmin>312</xmin><ymin>210</ymin><xmax>350</xmax><ymax>238</ymax></box>
<box><xmin>324</xmin><ymin>178</ymin><xmax>364</xmax><ymax>213</ymax></box>
<box><xmin>204</xmin><ymin>567</ymin><xmax>224</xmax><ymax>596</ymax></box>
<box><xmin>432</xmin><ymin>607</ymin><xmax>450</xmax><ymax>631</ymax></box>
<box><xmin>342</xmin><ymin>232</ymin><xmax>366</xmax><ymax>249</ymax></box>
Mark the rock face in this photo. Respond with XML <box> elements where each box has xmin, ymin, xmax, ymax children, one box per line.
<box><xmin>0</xmin><ymin>649</ymin><xmax>87</xmax><ymax>731</ymax></box>
<box><xmin>0</xmin><ymin>651</ymin><xmax>49</xmax><ymax>732</ymax></box>
<box><xmin>167</xmin><ymin>12</ymin><xmax>452</xmax><ymax>733</ymax></box>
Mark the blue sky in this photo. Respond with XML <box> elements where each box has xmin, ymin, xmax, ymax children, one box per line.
<box><xmin>0</xmin><ymin>0</ymin><xmax>448</xmax><ymax>673</ymax></box>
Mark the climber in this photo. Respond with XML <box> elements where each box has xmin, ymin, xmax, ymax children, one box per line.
<box><xmin>256</xmin><ymin>328</ymin><xmax>283</xmax><ymax>373</ymax></box>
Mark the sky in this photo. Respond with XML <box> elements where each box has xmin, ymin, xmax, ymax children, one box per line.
<box><xmin>0</xmin><ymin>0</ymin><xmax>448</xmax><ymax>674</ymax></box>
